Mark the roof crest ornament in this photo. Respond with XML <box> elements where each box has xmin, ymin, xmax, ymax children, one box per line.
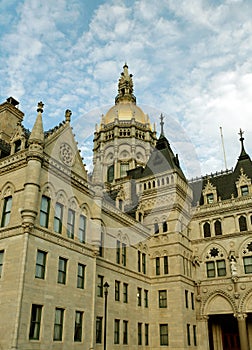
<box><xmin>160</xmin><ymin>114</ymin><xmax>165</xmax><ymax>136</ymax></box>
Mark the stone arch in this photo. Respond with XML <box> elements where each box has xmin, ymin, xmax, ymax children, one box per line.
<box><xmin>55</xmin><ymin>189</ymin><xmax>67</xmax><ymax>205</ymax></box>
<box><xmin>239</xmin><ymin>288</ymin><xmax>252</xmax><ymax>313</ymax></box>
<box><xmin>1</xmin><ymin>182</ymin><xmax>15</xmax><ymax>198</ymax></box>
<box><xmin>201</xmin><ymin>290</ymin><xmax>237</xmax><ymax>316</ymax></box>
<box><xmin>202</xmin><ymin>242</ymin><xmax>228</xmax><ymax>260</ymax></box>
<box><xmin>68</xmin><ymin>196</ymin><xmax>79</xmax><ymax>211</ymax></box>
<box><xmin>121</xmin><ymin>233</ymin><xmax>130</xmax><ymax>246</ymax></box>
<box><xmin>41</xmin><ymin>182</ymin><xmax>56</xmax><ymax>199</ymax></box>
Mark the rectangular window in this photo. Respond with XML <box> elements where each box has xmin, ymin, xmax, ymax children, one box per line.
<box><xmin>54</xmin><ymin>202</ymin><xmax>63</xmax><ymax>233</ymax></box>
<box><xmin>145</xmin><ymin>323</ymin><xmax>149</xmax><ymax>345</ymax></box>
<box><xmin>39</xmin><ymin>195</ymin><xmax>50</xmax><ymax>228</ymax></box>
<box><xmin>217</xmin><ymin>259</ymin><xmax>226</xmax><ymax>276</ymax></box>
<box><xmin>96</xmin><ymin>317</ymin><xmax>102</xmax><ymax>343</ymax></box>
<box><xmin>115</xmin><ymin>280</ymin><xmax>120</xmax><ymax>301</ymax></box>
<box><xmin>0</xmin><ymin>250</ymin><xmax>4</xmax><ymax>278</ymax></box>
<box><xmin>53</xmin><ymin>308</ymin><xmax>64</xmax><ymax>341</ymax></box>
<box><xmin>243</xmin><ymin>256</ymin><xmax>252</xmax><ymax>274</ymax></box>
<box><xmin>206</xmin><ymin>261</ymin><xmax>216</xmax><ymax>278</ymax></box>
<box><xmin>159</xmin><ymin>290</ymin><xmax>167</xmax><ymax>308</ymax></box>
<box><xmin>122</xmin><ymin>243</ymin><xmax>126</xmax><ymax>266</ymax></box>
<box><xmin>138</xmin><ymin>323</ymin><xmax>142</xmax><ymax>345</ymax></box>
<box><xmin>99</xmin><ymin>231</ymin><xmax>104</xmax><ymax>257</ymax></box>
<box><xmin>77</xmin><ymin>263</ymin><xmax>85</xmax><ymax>289</ymax></box>
<box><xmin>79</xmin><ymin>215</ymin><xmax>86</xmax><ymax>243</ymax></box>
<box><xmin>144</xmin><ymin>289</ymin><xmax>149</xmax><ymax>308</ymax></box>
<box><xmin>1</xmin><ymin>196</ymin><xmax>12</xmax><ymax>227</ymax></box>
<box><xmin>35</xmin><ymin>250</ymin><xmax>47</xmax><ymax>279</ymax></box>
<box><xmin>123</xmin><ymin>283</ymin><xmax>128</xmax><ymax>303</ymax></box>
<box><xmin>193</xmin><ymin>325</ymin><xmax>197</xmax><ymax>346</ymax></box>
<box><xmin>57</xmin><ymin>257</ymin><xmax>67</xmax><ymax>284</ymax></box>
<box><xmin>187</xmin><ymin>324</ymin><xmax>191</xmax><ymax>346</ymax></box>
<box><xmin>97</xmin><ymin>275</ymin><xmax>104</xmax><ymax>297</ymax></box>
<box><xmin>137</xmin><ymin>287</ymin><xmax>142</xmax><ymax>306</ymax></box>
<box><xmin>164</xmin><ymin>256</ymin><xmax>169</xmax><ymax>274</ymax></box>
<box><xmin>114</xmin><ymin>319</ymin><xmax>120</xmax><ymax>344</ymax></box>
<box><xmin>241</xmin><ymin>185</ymin><xmax>249</xmax><ymax>196</ymax></box>
<box><xmin>116</xmin><ymin>240</ymin><xmax>120</xmax><ymax>264</ymax></box>
<box><xmin>74</xmin><ymin>311</ymin><xmax>83</xmax><ymax>342</ymax></box>
<box><xmin>67</xmin><ymin>209</ymin><xmax>75</xmax><ymax>238</ymax></box>
<box><xmin>142</xmin><ymin>253</ymin><xmax>146</xmax><ymax>274</ymax></box>
<box><xmin>191</xmin><ymin>292</ymin><xmax>194</xmax><ymax>310</ymax></box>
<box><xmin>185</xmin><ymin>290</ymin><xmax>188</xmax><ymax>308</ymax></box>
<box><xmin>123</xmin><ymin>320</ymin><xmax>128</xmax><ymax>345</ymax></box>
<box><xmin>156</xmin><ymin>257</ymin><xmax>160</xmax><ymax>275</ymax></box>
<box><xmin>138</xmin><ymin>250</ymin><xmax>141</xmax><ymax>272</ymax></box>
<box><xmin>207</xmin><ymin>193</ymin><xmax>214</xmax><ymax>203</ymax></box>
<box><xmin>29</xmin><ymin>304</ymin><xmax>42</xmax><ymax>340</ymax></box>
<box><xmin>160</xmin><ymin>324</ymin><xmax>169</xmax><ymax>346</ymax></box>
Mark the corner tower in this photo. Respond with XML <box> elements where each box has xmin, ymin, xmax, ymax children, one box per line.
<box><xmin>93</xmin><ymin>64</ymin><xmax>157</xmax><ymax>183</ymax></box>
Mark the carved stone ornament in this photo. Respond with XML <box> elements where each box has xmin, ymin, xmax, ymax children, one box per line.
<box><xmin>60</xmin><ymin>143</ymin><xmax>75</xmax><ymax>166</ymax></box>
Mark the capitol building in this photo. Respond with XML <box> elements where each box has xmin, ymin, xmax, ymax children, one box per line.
<box><xmin>0</xmin><ymin>64</ymin><xmax>252</xmax><ymax>350</ymax></box>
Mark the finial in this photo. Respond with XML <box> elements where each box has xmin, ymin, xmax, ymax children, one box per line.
<box><xmin>160</xmin><ymin>114</ymin><xmax>165</xmax><ymax>136</ymax></box>
<box><xmin>37</xmin><ymin>101</ymin><xmax>44</xmax><ymax>113</ymax></box>
<box><xmin>65</xmin><ymin>109</ymin><xmax>72</xmax><ymax>123</ymax></box>
<box><xmin>238</xmin><ymin>128</ymin><xmax>246</xmax><ymax>153</ymax></box>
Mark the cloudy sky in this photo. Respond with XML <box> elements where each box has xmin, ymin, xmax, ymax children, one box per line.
<box><xmin>1</xmin><ymin>0</ymin><xmax>252</xmax><ymax>178</ymax></box>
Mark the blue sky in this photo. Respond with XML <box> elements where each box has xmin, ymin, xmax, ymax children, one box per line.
<box><xmin>1</xmin><ymin>0</ymin><xmax>252</xmax><ymax>178</ymax></box>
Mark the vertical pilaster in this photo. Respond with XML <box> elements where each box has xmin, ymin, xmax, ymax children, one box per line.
<box><xmin>236</xmin><ymin>313</ymin><xmax>249</xmax><ymax>350</ymax></box>
<box><xmin>197</xmin><ymin>316</ymin><xmax>210</xmax><ymax>350</ymax></box>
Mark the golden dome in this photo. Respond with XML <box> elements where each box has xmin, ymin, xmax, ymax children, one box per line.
<box><xmin>103</xmin><ymin>100</ymin><xmax>150</xmax><ymax>125</ymax></box>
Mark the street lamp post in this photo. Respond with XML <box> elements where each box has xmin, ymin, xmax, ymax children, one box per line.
<box><xmin>103</xmin><ymin>282</ymin><xmax>109</xmax><ymax>350</ymax></box>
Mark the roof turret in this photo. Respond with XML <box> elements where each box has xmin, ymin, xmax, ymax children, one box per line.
<box><xmin>29</xmin><ymin>102</ymin><xmax>45</xmax><ymax>145</ymax></box>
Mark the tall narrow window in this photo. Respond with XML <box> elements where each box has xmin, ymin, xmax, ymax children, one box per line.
<box><xmin>214</xmin><ymin>220</ymin><xmax>222</xmax><ymax>235</ymax></box>
<box><xmin>67</xmin><ymin>209</ymin><xmax>75</xmax><ymax>238</ymax></box>
<box><xmin>144</xmin><ymin>289</ymin><xmax>149</xmax><ymax>308</ymax></box>
<box><xmin>53</xmin><ymin>308</ymin><xmax>64</xmax><ymax>341</ymax></box>
<box><xmin>99</xmin><ymin>230</ymin><xmax>104</xmax><ymax>257</ymax></box>
<box><xmin>187</xmin><ymin>324</ymin><xmax>191</xmax><ymax>346</ymax></box>
<box><xmin>138</xmin><ymin>323</ymin><xmax>142</xmax><ymax>345</ymax></box>
<box><xmin>57</xmin><ymin>257</ymin><xmax>67</xmax><ymax>284</ymax></box>
<box><xmin>156</xmin><ymin>257</ymin><xmax>160</xmax><ymax>275</ymax></box>
<box><xmin>116</xmin><ymin>240</ymin><xmax>120</xmax><ymax>264</ymax></box>
<box><xmin>217</xmin><ymin>259</ymin><xmax>226</xmax><ymax>276</ymax></box>
<box><xmin>122</xmin><ymin>243</ymin><xmax>126</xmax><ymax>266</ymax></box>
<box><xmin>207</xmin><ymin>193</ymin><xmax>214</xmax><ymax>203</ymax></box>
<box><xmin>138</xmin><ymin>250</ymin><xmax>141</xmax><ymax>272</ymax></box>
<box><xmin>239</xmin><ymin>216</ymin><xmax>247</xmax><ymax>232</ymax></box>
<box><xmin>185</xmin><ymin>290</ymin><xmax>188</xmax><ymax>308</ymax></box>
<box><xmin>191</xmin><ymin>292</ymin><xmax>194</xmax><ymax>310</ymax></box>
<box><xmin>160</xmin><ymin>324</ymin><xmax>169</xmax><ymax>346</ymax></box>
<box><xmin>77</xmin><ymin>263</ymin><xmax>85</xmax><ymax>289</ymax></box>
<box><xmin>114</xmin><ymin>319</ymin><xmax>120</xmax><ymax>344</ymax></box>
<box><xmin>163</xmin><ymin>221</ymin><xmax>168</xmax><ymax>232</ymax></box>
<box><xmin>123</xmin><ymin>320</ymin><xmax>128</xmax><ymax>345</ymax></box>
<box><xmin>206</xmin><ymin>261</ymin><xmax>215</xmax><ymax>278</ymax></box>
<box><xmin>115</xmin><ymin>280</ymin><xmax>120</xmax><ymax>301</ymax></box>
<box><xmin>193</xmin><ymin>325</ymin><xmax>197</xmax><ymax>346</ymax></box>
<box><xmin>142</xmin><ymin>253</ymin><xmax>146</xmax><ymax>274</ymax></box>
<box><xmin>0</xmin><ymin>250</ymin><xmax>4</xmax><ymax>278</ymax></box>
<box><xmin>123</xmin><ymin>283</ymin><xmax>128</xmax><ymax>303</ymax></box>
<box><xmin>137</xmin><ymin>287</ymin><xmax>142</xmax><ymax>306</ymax></box>
<box><xmin>74</xmin><ymin>311</ymin><xmax>83</xmax><ymax>342</ymax></box>
<box><xmin>241</xmin><ymin>185</ymin><xmax>249</xmax><ymax>196</ymax></box>
<box><xmin>203</xmin><ymin>222</ymin><xmax>211</xmax><ymax>237</ymax></box>
<box><xmin>97</xmin><ymin>275</ymin><xmax>104</xmax><ymax>297</ymax></box>
<box><xmin>79</xmin><ymin>215</ymin><xmax>86</xmax><ymax>243</ymax></box>
<box><xmin>35</xmin><ymin>250</ymin><xmax>47</xmax><ymax>279</ymax></box>
<box><xmin>1</xmin><ymin>196</ymin><xmax>12</xmax><ymax>227</ymax></box>
<box><xmin>29</xmin><ymin>304</ymin><xmax>42</xmax><ymax>340</ymax></box>
<box><xmin>145</xmin><ymin>324</ymin><xmax>149</xmax><ymax>345</ymax></box>
<box><xmin>154</xmin><ymin>222</ymin><xmax>159</xmax><ymax>234</ymax></box>
<box><xmin>243</xmin><ymin>256</ymin><xmax>252</xmax><ymax>274</ymax></box>
<box><xmin>159</xmin><ymin>290</ymin><xmax>167</xmax><ymax>308</ymax></box>
<box><xmin>96</xmin><ymin>317</ymin><xmax>102</xmax><ymax>343</ymax></box>
<box><xmin>39</xmin><ymin>196</ymin><xmax>50</xmax><ymax>228</ymax></box>
<box><xmin>107</xmin><ymin>164</ymin><xmax>114</xmax><ymax>183</ymax></box>
<box><xmin>164</xmin><ymin>256</ymin><xmax>169</xmax><ymax>274</ymax></box>
<box><xmin>54</xmin><ymin>202</ymin><xmax>63</xmax><ymax>233</ymax></box>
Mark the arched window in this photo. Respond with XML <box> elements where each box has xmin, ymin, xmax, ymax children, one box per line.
<box><xmin>148</xmin><ymin>182</ymin><xmax>151</xmax><ymax>189</ymax></box>
<box><xmin>14</xmin><ymin>139</ymin><xmax>21</xmax><ymax>152</ymax></box>
<box><xmin>153</xmin><ymin>181</ymin><xmax>155</xmax><ymax>188</ymax></box>
<box><xmin>239</xmin><ymin>216</ymin><xmax>247</xmax><ymax>232</ymax></box>
<box><xmin>144</xmin><ymin>183</ymin><xmax>147</xmax><ymax>190</ymax></box>
<box><xmin>118</xmin><ymin>199</ymin><xmax>123</xmax><ymax>210</ymax></box>
<box><xmin>163</xmin><ymin>221</ymin><xmax>168</xmax><ymax>233</ymax></box>
<box><xmin>214</xmin><ymin>220</ymin><xmax>222</xmax><ymax>235</ymax></box>
<box><xmin>138</xmin><ymin>212</ymin><xmax>142</xmax><ymax>222</ymax></box>
<box><xmin>203</xmin><ymin>222</ymin><xmax>211</xmax><ymax>237</ymax></box>
<box><xmin>154</xmin><ymin>223</ymin><xmax>159</xmax><ymax>234</ymax></box>
<box><xmin>107</xmin><ymin>165</ymin><xmax>114</xmax><ymax>183</ymax></box>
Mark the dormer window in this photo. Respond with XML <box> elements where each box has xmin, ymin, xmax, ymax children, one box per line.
<box><xmin>14</xmin><ymin>139</ymin><xmax>21</xmax><ymax>152</ymax></box>
<box><xmin>241</xmin><ymin>185</ymin><xmax>249</xmax><ymax>196</ymax></box>
<box><xmin>207</xmin><ymin>193</ymin><xmax>214</xmax><ymax>204</ymax></box>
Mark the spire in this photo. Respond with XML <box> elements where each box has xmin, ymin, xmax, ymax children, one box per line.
<box><xmin>115</xmin><ymin>63</ymin><xmax>136</xmax><ymax>104</ymax></box>
<box><xmin>238</xmin><ymin>128</ymin><xmax>249</xmax><ymax>160</ymax></box>
<box><xmin>160</xmin><ymin>114</ymin><xmax>165</xmax><ymax>136</ymax></box>
<box><xmin>29</xmin><ymin>102</ymin><xmax>44</xmax><ymax>145</ymax></box>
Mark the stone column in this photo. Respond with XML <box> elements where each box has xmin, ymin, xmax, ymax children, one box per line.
<box><xmin>236</xmin><ymin>313</ymin><xmax>249</xmax><ymax>350</ymax></box>
<box><xmin>197</xmin><ymin>315</ymin><xmax>210</xmax><ymax>350</ymax></box>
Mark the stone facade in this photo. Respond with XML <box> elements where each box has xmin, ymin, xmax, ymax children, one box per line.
<box><xmin>0</xmin><ymin>66</ymin><xmax>252</xmax><ymax>350</ymax></box>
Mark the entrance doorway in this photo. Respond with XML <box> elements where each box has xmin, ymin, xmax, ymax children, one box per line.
<box><xmin>208</xmin><ymin>315</ymin><xmax>240</xmax><ymax>350</ymax></box>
